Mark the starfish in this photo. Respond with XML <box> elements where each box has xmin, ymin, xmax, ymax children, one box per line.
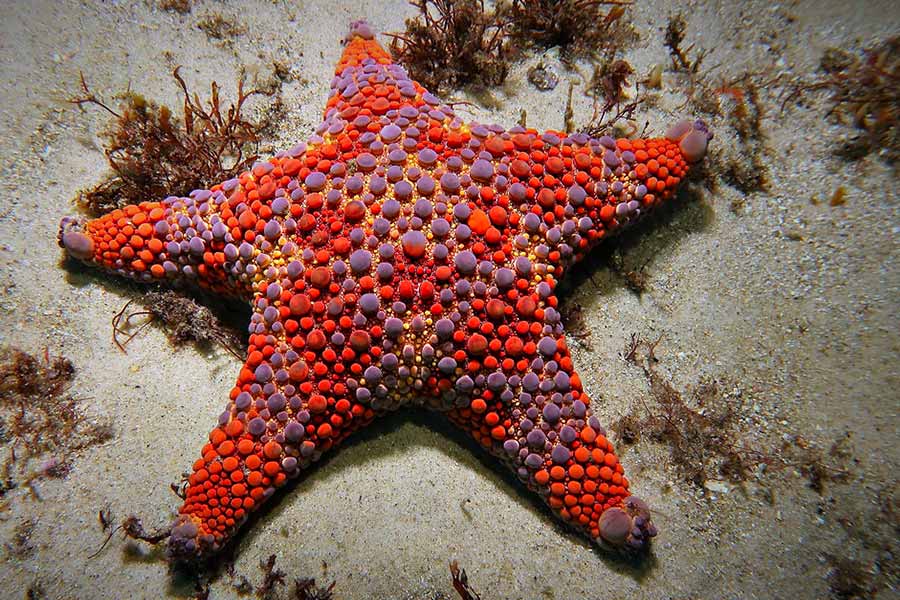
<box><xmin>59</xmin><ymin>20</ymin><xmax>710</xmax><ymax>562</ymax></box>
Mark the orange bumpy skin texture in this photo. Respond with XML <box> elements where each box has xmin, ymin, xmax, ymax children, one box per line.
<box><xmin>59</xmin><ymin>20</ymin><xmax>709</xmax><ymax>562</ymax></box>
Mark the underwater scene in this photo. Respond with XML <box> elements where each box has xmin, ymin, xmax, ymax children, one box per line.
<box><xmin>0</xmin><ymin>1</ymin><xmax>897</xmax><ymax>598</ymax></box>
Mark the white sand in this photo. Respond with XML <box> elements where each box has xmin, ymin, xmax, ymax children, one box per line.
<box><xmin>0</xmin><ymin>1</ymin><xmax>897</xmax><ymax>598</ymax></box>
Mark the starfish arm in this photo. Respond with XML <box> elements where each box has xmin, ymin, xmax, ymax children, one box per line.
<box><xmin>326</xmin><ymin>20</ymin><xmax>430</xmax><ymax>118</ymax></box>
<box><xmin>58</xmin><ymin>191</ymin><xmax>260</xmax><ymax>299</ymax></box>
<box><xmin>507</xmin><ymin>122</ymin><xmax>711</xmax><ymax>279</ymax></box>
<box><xmin>168</xmin><ymin>290</ymin><xmax>384</xmax><ymax>560</ymax></box>
<box><xmin>441</xmin><ymin>299</ymin><xmax>656</xmax><ymax>552</ymax></box>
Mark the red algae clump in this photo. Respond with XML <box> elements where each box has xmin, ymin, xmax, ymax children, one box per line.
<box><xmin>71</xmin><ymin>70</ymin><xmax>270</xmax><ymax>216</ymax></box>
<box><xmin>0</xmin><ymin>348</ymin><xmax>113</xmax><ymax>504</ymax></box>
<box><xmin>388</xmin><ymin>0</ymin><xmax>511</xmax><ymax>92</ymax></box>
<box><xmin>508</xmin><ymin>0</ymin><xmax>633</xmax><ymax>61</ymax></box>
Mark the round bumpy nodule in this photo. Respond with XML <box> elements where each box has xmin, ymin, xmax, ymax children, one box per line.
<box><xmin>58</xmin><ymin>216</ymin><xmax>94</xmax><ymax>261</ymax></box>
<box><xmin>167</xmin><ymin>515</ymin><xmax>214</xmax><ymax>563</ymax></box>
<box><xmin>665</xmin><ymin>119</ymin><xmax>712</xmax><ymax>163</ymax></box>
<box><xmin>598</xmin><ymin>495</ymin><xmax>658</xmax><ymax>552</ymax></box>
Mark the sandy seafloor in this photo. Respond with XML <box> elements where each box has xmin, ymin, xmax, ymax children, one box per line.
<box><xmin>0</xmin><ymin>0</ymin><xmax>898</xmax><ymax>598</ymax></box>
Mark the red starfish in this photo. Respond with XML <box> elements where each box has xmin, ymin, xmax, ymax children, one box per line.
<box><xmin>59</xmin><ymin>20</ymin><xmax>710</xmax><ymax>561</ymax></box>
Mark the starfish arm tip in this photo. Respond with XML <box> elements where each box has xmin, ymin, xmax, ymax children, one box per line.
<box><xmin>345</xmin><ymin>19</ymin><xmax>376</xmax><ymax>43</ymax></box>
<box><xmin>166</xmin><ymin>514</ymin><xmax>209</xmax><ymax>563</ymax></box>
<box><xmin>597</xmin><ymin>495</ymin><xmax>658</xmax><ymax>554</ymax></box>
<box><xmin>58</xmin><ymin>216</ymin><xmax>94</xmax><ymax>261</ymax></box>
<box><xmin>666</xmin><ymin>118</ymin><xmax>713</xmax><ymax>163</ymax></box>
